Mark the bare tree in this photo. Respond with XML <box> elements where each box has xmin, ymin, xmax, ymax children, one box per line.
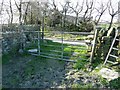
<box><xmin>6</xmin><ymin>9</ymin><xmax>10</xmax><ymax>24</ymax></box>
<box><xmin>14</xmin><ymin>0</ymin><xmax>22</xmax><ymax>25</ymax></box>
<box><xmin>40</xmin><ymin>1</ymin><xmax>49</xmax><ymax>39</ymax></box>
<box><xmin>94</xmin><ymin>2</ymin><xmax>107</xmax><ymax>25</ymax></box>
<box><xmin>60</xmin><ymin>0</ymin><xmax>71</xmax><ymax>27</ymax></box>
<box><xmin>0</xmin><ymin>0</ymin><xmax>4</xmax><ymax>15</ymax></box>
<box><xmin>48</xmin><ymin>0</ymin><xmax>61</xmax><ymax>27</ymax></box>
<box><xmin>69</xmin><ymin>1</ymin><xmax>84</xmax><ymax>25</ymax></box>
<box><xmin>14</xmin><ymin>0</ymin><xmax>25</xmax><ymax>51</ymax></box>
<box><xmin>52</xmin><ymin>0</ymin><xmax>57</xmax><ymax>10</ymax></box>
<box><xmin>107</xmin><ymin>0</ymin><xmax>119</xmax><ymax>30</ymax></box>
<box><xmin>23</xmin><ymin>1</ymin><xmax>30</xmax><ymax>24</ymax></box>
<box><xmin>22</xmin><ymin>1</ymin><xmax>44</xmax><ymax>24</ymax></box>
<box><xmin>30</xmin><ymin>2</ymin><xmax>33</xmax><ymax>24</ymax></box>
<box><xmin>9</xmin><ymin>0</ymin><xmax>13</xmax><ymax>24</ymax></box>
<box><xmin>5</xmin><ymin>0</ymin><xmax>13</xmax><ymax>24</ymax></box>
<box><xmin>83</xmin><ymin>0</ymin><xmax>94</xmax><ymax>22</ymax></box>
<box><xmin>29</xmin><ymin>2</ymin><xmax>38</xmax><ymax>24</ymax></box>
<box><xmin>41</xmin><ymin>2</ymin><xmax>45</xmax><ymax>39</ymax></box>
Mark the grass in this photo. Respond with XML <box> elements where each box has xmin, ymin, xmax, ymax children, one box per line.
<box><xmin>44</xmin><ymin>30</ymin><xmax>87</xmax><ymax>41</ymax></box>
<box><xmin>2</xmin><ymin>54</ymin><xmax>12</xmax><ymax>64</ymax></box>
<box><xmin>10</xmin><ymin>75</ymin><xmax>20</xmax><ymax>86</ymax></box>
<box><xmin>24</xmin><ymin>39</ymin><xmax>90</xmax><ymax>71</ymax></box>
<box><xmin>2</xmin><ymin>52</ymin><xmax>30</xmax><ymax>65</ymax></box>
<box><xmin>2</xmin><ymin>37</ymin><xmax>119</xmax><ymax>89</ymax></box>
<box><xmin>2</xmin><ymin>47</ymin><xmax>30</xmax><ymax>65</ymax></box>
<box><xmin>73</xmin><ymin>59</ymin><xmax>88</xmax><ymax>70</ymax></box>
<box><xmin>2</xmin><ymin>25</ymin><xmax>120</xmax><ymax>89</ymax></box>
<box><xmin>2</xmin><ymin>46</ymin><xmax>18</xmax><ymax>64</ymax></box>
<box><xmin>72</xmin><ymin>83</ymin><xmax>93</xmax><ymax>88</ymax></box>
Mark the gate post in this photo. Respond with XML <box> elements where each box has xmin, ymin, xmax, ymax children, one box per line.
<box><xmin>90</xmin><ymin>27</ymin><xmax>99</xmax><ymax>64</ymax></box>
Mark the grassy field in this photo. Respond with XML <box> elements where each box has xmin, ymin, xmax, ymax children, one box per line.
<box><xmin>25</xmin><ymin>39</ymin><xmax>90</xmax><ymax>70</ymax></box>
<box><xmin>2</xmin><ymin>38</ymin><xmax>120</xmax><ymax>89</ymax></box>
<box><xmin>44</xmin><ymin>27</ymin><xmax>88</xmax><ymax>41</ymax></box>
<box><xmin>2</xmin><ymin>26</ymin><xmax>120</xmax><ymax>88</ymax></box>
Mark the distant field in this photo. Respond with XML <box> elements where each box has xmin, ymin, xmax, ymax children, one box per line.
<box><xmin>98</xmin><ymin>23</ymin><xmax>120</xmax><ymax>29</ymax></box>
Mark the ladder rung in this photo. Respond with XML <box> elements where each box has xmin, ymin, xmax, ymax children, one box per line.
<box><xmin>112</xmin><ymin>47</ymin><xmax>119</xmax><ymax>50</ymax></box>
<box><xmin>109</xmin><ymin>54</ymin><xmax>119</xmax><ymax>59</ymax></box>
<box><xmin>107</xmin><ymin>60</ymin><xmax>118</xmax><ymax>64</ymax></box>
<box><xmin>116</xmin><ymin>39</ymin><xmax>120</xmax><ymax>41</ymax></box>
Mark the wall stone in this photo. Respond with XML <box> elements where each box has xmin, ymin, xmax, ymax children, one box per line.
<box><xmin>96</xmin><ymin>27</ymin><xmax>119</xmax><ymax>61</ymax></box>
<box><xmin>2</xmin><ymin>25</ymin><xmax>40</xmax><ymax>54</ymax></box>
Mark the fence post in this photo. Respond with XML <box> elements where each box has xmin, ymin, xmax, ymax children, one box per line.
<box><xmin>90</xmin><ymin>28</ymin><xmax>99</xmax><ymax>63</ymax></box>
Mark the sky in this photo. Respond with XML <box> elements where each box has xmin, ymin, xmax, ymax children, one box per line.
<box><xmin>54</xmin><ymin>0</ymin><xmax>119</xmax><ymax>22</ymax></box>
<box><xmin>0</xmin><ymin>0</ymin><xmax>120</xmax><ymax>24</ymax></box>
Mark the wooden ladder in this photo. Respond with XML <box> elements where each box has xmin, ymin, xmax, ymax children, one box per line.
<box><xmin>104</xmin><ymin>29</ymin><xmax>120</xmax><ymax>65</ymax></box>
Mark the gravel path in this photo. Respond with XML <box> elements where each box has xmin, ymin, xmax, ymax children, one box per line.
<box><xmin>45</xmin><ymin>38</ymin><xmax>87</xmax><ymax>46</ymax></box>
<box><xmin>2</xmin><ymin>55</ymin><xmax>104</xmax><ymax>88</ymax></box>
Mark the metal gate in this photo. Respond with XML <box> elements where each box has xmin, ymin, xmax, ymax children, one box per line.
<box><xmin>24</xmin><ymin>27</ymin><xmax>94</xmax><ymax>62</ymax></box>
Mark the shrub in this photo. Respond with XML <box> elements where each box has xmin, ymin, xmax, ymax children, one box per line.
<box><xmin>79</xmin><ymin>21</ymin><xmax>94</xmax><ymax>32</ymax></box>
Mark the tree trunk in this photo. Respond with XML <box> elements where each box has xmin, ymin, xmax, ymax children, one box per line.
<box><xmin>83</xmin><ymin>9</ymin><xmax>88</xmax><ymax>22</ymax></box>
<box><xmin>75</xmin><ymin>13</ymin><xmax>78</xmax><ymax>25</ymax></box>
<box><xmin>41</xmin><ymin>14</ymin><xmax>44</xmax><ymax>40</ymax></box>
<box><xmin>24</xmin><ymin>12</ymin><xmax>27</xmax><ymax>24</ymax></box>
<box><xmin>108</xmin><ymin>15</ymin><xmax>114</xmax><ymax>30</ymax></box>
<box><xmin>14</xmin><ymin>0</ymin><xmax>22</xmax><ymax>25</ymax></box>
<box><xmin>19</xmin><ymin>10</ymin><xmax>22</xmax><ymax>25</ymax></box>
<box><xmin>63</xmin><ymin>10</ymin><xmax>67</xmax><ymax>28</ymax></box>
<box><xmin>30</xmin><ymin>10</ymin><xmax>33</xmax><ymax>24</ymax></box>
<box><xmin>0</xmin><ymin>0</ymin><xmax>4</xmax><ymax>14</ymax></box>
<box><xmin>95</xmin><ymin>14</ymin><xmax>102</xmax><ymax>25</ymax></box>
<box><xmin>63</xmin><ymin>13</ymin><xmax>66</xmax><ymax>28</ymax></box>
<box><xmin>10</xmin><ymin>0</ymin><xmax>13</xmax><ymax>24</ymax></box>
<box><xmin>75</xmin><ymin>13</ymin><xmax>78</xmax><ymax>30</ymax></box>
<box><xmin>24</xmin><ymin>2</ymin><xmax>29</xmax><ymax>24</ymax></box>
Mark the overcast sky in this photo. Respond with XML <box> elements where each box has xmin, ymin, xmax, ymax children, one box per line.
<box><xmin>0</xmin><ymin>0</ymin><xmax>120</xmax><ymax>24</ymax></box>
<box><xmin>55</xmin><ymin>0</ymin><xmax>119</xmax><ymax>22</ymax></box>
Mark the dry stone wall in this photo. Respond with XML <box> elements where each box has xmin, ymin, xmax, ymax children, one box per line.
<box><xmin>2</xmin><ymin>25</ymin><xmax>40</xmax><ymax>54</ymax></box>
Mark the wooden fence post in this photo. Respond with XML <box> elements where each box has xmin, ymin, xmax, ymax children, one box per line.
<box><xmin>90</xmin><ymin>28</ymin><xmax>99</xmax><ymax>63</ymax></box>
